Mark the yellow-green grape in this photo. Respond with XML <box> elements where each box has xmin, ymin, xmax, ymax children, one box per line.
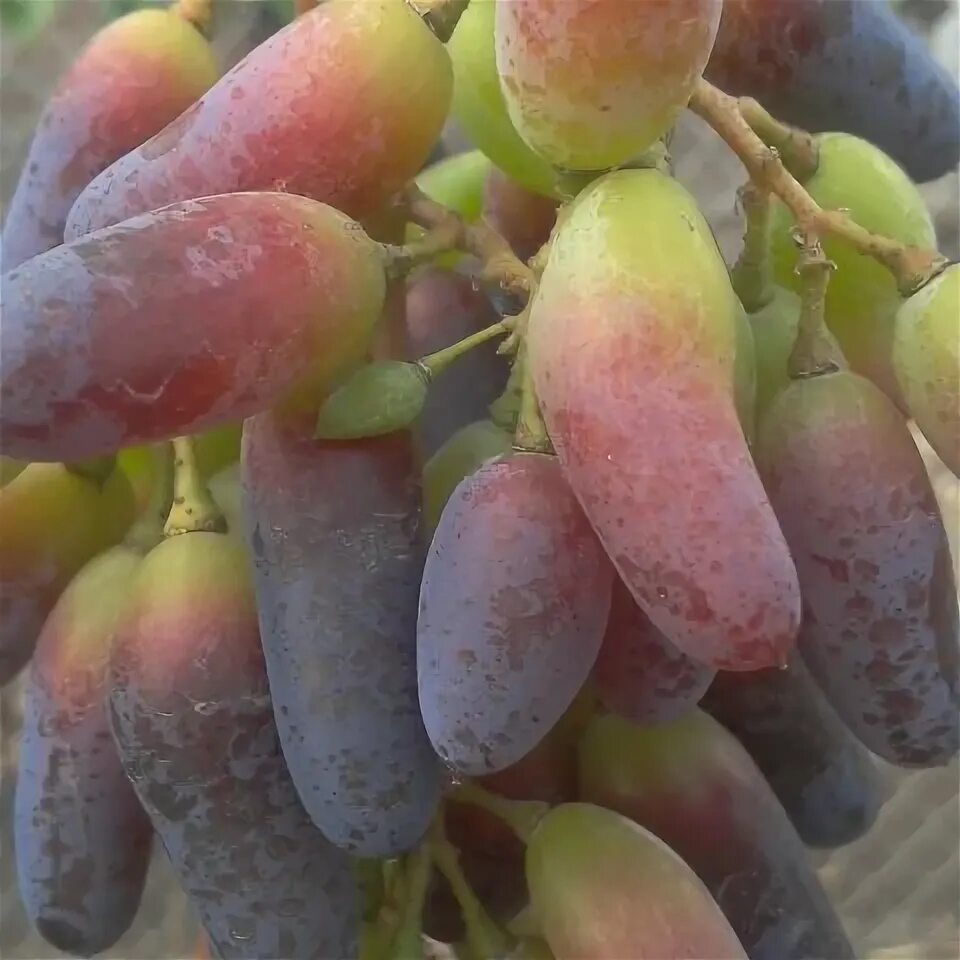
<box><xmin>448</xmin><ymin>0</ymin><xmax>557</xmax><ymax>197</ymax></box>
<box><xmin>416</xmin><ymin>150</ymin><xmax>493</xmax><ymax>222</ymax></box>
<box><xmin>422</xmin><ymin>419</ymin><xmax>512</xmax><ymax>533</ymax></box>
<box><xmin>893</xmin><ymin>264</ymin><xmax>960</xmax><ymax>476</ymax></box>
<box><xmin>771</xmin><ymin>134</ymin><xmax>935</xmax><ymax>403</ymax></box>
<box><xmin>496</xmin><ymin>0</ymin><xmax>722</xmax><ymax>171</ymax></box>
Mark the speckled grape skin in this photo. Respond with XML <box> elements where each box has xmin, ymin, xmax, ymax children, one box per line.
<box><xmin>893</xmin><ymin>265</ymin><xmax>960</xmax><ymax>477</ymax></box>
<box><xmin>594</xmin><ymin>579</ymin><xmax>715</xmax><ymax>725</ymax></box>
<box><xmin>0</xmin><ymin>9</ymin><xmax>217</xmax><ymax>271</ymax></box>
<box><xmin>1</xmin><ymin>193</ymin><xmax>384</xmax><ymax>463</ymax></box>
<box><xmin>706</xmin><ymin>0</ymin><xmax>960</xmax><ymax>183</ymax></box>
<box><xmin>107</xmin><ymin>533</ymin><xmax>358</xmax><ymax>959</ymax></box>
<box><xmin>405</xmin><ymin>267</ymin><xmax>508</xmax><ymax>456</ymax></box>
<box><xmin>241</xmin><ymin>411</ymin><xmax>441</xmax><ymax>858</ymax></box>
<box><xmin>417</xmin><ymin>452</ymin><xmax>612</xmax><ymax>775</ymax></box>
<box><xmin>65</xmin><ymin>0</ymin><xmax>451</xmax><ymax>237</ymax></box>
<box><xmin>15</xmin><ymin>547</ymin><xmax>151</xmax><ymax>956</ymax></box>
<box><xmin>496</xmin><ymin>0</ymin><xmax>722</xmax><ymax>171</ymax></box>
<box><xmin>0</xmin><ymin>463</ymin><xmax>135</xmax><ymax>686</ymax></box>
<box><xmin>527</xmin><ymin>803</ymin><xmax>747</xmax><ymax>960</ymax></box>
<box><xmin>579</xmin><ymin>712</ymin><xmax>855</xmax><ymax>960</ymax></box>
<box><xmin>758</xmin><ymin>372</ymin><xmax>959</xmax><ymax>767</ymax></box>
<box><xmin>530</xmin><ymin>170</ymin><xmax>800</xmax><ymax>671</ymax></box>
<box><xmin>702</xmin><ymin>656</ymin><xmax>883</xmax><ymax>850</ymax></box>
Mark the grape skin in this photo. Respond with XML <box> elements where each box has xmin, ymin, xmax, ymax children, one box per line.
<box><xmin>1</xmin><ymin>193</ymin><xmax>384</xmax><ymax>463</ymax></box>
<box><xmin>242</xmin><ymin>411</ymin><xmax>442</xmax><ymax>858</ymax></box>
<box><xmin>1</xmin><ymin>9</ymin><xmax>217</xmax><ymax>271</ymax></box>
<box><xmin>418</xmin><ymin>452</ymin><xmax>612</xmax><ymax>775</ymax></box>
<box><xmin>579</xmin><ymin>711</ymin><xmax>856</xmax><ymax>960</ymax></box>
<box><xmin>15</xmin><ymin>548</ymin><xmax>152</xmax><ymax>956</ymax></box>
<box><xmin>706</xmin><ymin>0</ymin><xmax>960</xmax><ymax>183</ymax></box>
<box><xmin>758</xmin><ymin>372</ymin><xmax>960</xmax><ymax>767</ymax></box>
<box><xmin>65</xmin><ymin>0</ymin><xmax>451</xmax><ymax>237</ymax></box>
<box><xmin>594</xmin><ymin>578</ymin><xmax>715</xmax><ymax>725</ymax></box>
<box><xmin>702</xmin><ymin>656</ymin><xmax>883</xmax><ymax>849</ymax></box>
<box><xmin>108</xmin><ymin>533</ymin><xmax>358</xmax><ymax>959</ymax></box>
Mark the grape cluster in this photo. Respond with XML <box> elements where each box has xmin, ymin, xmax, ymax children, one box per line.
<box><xmin>1</xmin><ymin>1</ymin><xmax>957</xmax><ymax>958</ymax></box>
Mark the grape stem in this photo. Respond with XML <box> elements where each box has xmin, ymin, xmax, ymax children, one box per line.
<box><xmin>393</xmin><ymin>185</ymin><xmax>537</xmax><ymax>306</ymax></box>
<box><xmin>428</xmin><ymin>815</ymin><xmax>512</xmax><ymax>960</ymax></box>
<box><xmin>731</xmin><ymin>180</ymin><xmax>776</xmax><ymax>313</ymax></box>
<box><xmin>64</xmin><ymin>454</ymin><xmax>116</xmax><ymax>485</ymax></box>
<box><xmin>164</xmin><ymin>436</ymin><xmax>227</xmax><ymax>537</ymax></box>
<box><xmin>388</xmin><ymin>841</ymin><xmax>433</xmax><ymax>957</ymax></box>
<box><xmin>172</xmin><ymin>0</ymin><xmax>212</xmax><ymax>31</ymax></box>
<box><xmin>125</xmin><ymin>443</ymin><xmax>175</xmax><ymax>552</ymax></box>
<box><xmin>408</xmin><ymin>0</ymin><xmax>471</xmax><ymax>42</ymax></box>
<box><xmin>418</xmin><ymin>320</ymin><xmax>511</xmax><ymax>378</ymax></box>
<box><xmin>688</xmin><ymin>79</ymin><xmax>948</xmax><ymax>296</ymax></box>
<box><xmin>738</xmin><ymin>98</ymin><xmax>819</xmax><ymax>182</ymax></box>
<box><xmin>293</xmin><ymin>0</ymin><xmax>317</xmax><ymax>16</ymax></box>
<box><xmin>513</xmin><ymin>339</ymin><xmax>553</xmax><ymax>455</ymax></box>
<box><xmin>788</xmin><ymin>233</ymin><xmax>846</xmax><ymax>379</ymax></box>
<box><xmin>450</xmin><ymin>781</ymin><xmax>550</xmax><ymax>845</ymax></box>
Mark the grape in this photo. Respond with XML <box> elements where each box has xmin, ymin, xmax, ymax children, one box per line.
<box><xmin>594</xmin><ymin>579</ymin><xmax>715</xmax><ymax>726</ymax></box>
<box><xmin>108</xmin><ymin>531</ymin><xmax>359</xmax><ymax>958</ymax></box>
<box><xmin>423</xmin><ymin>419</ymin><xmax>513</xmax><ymax>534</ymax></box>
<box><xmin>482</xmin><ymin>167</ymin><xmax>558</xmax><ymax>262</ymax></box>
<box><xmin>1</xmin><ymin>192</ymin><xmax>385</xmax><ymax>462</ymax></box>
<box><xmin>242</xmin><ymin>411</ymin><xmax>441</xmax><ymax>857</ymax></box>
<box><xmin>893</xmin><ymin>265</ymin><xmax>960</xmax><ymax>477</ymax></box>
<box><xmin>15</xmin><ymin>546</ymin><xmax>152</xmax><ymax>955</ymax></box>
<box><xmin>579</xmin><ymin>711</ymin><xmax>856</xmax><ymax>960</ymax></box>
<box><xmin>701</xmin><ymin>656</ymin><xmax>883</xmax><ymax>849</ymax></box>
<box><xmin>526</xmin><ymin>802</ymin><xmax>747</xmax><ymax>959</ymax></box>
<box><xmin>496</xmin><ymin>0</ymin><xmax>722</xmax><ymax>171</ymax></box>
<box><xmin>64</xmin><ymin>0</ymin><xmax>451</xmax><ymax>237</ymax></box>
<box><xmin>0</xmin><ymin>462</ymin><xmax>135</xmax><ymax>686</ymax></box>
<box><xmin>757</xmin><ymin>371</ymin><xmax>959</xmax><ymax>767</ymax></box>
<box><xmin>417</xmin><ymin>150</ymin><xmax>493</xmax><ymax>222</ymax></box>
<box><xmin>529</xmin><ymin>169</ymin><xmax>800</xmax><ymax>670</ymax></box>
<box><xmin>405</xmin><ymin>266</ymin><xmax>509</xmax><ymax>455</ymax></box>
<box><xmin>418</xmin><ymin>452</ymin><xmax>612</xmax><ymax>774</ymax></box>
<box><xmin>706</xmin><ymin>0</ymin><xmax>960</xmax><ymax>183</ymax></box>
<box><xmin>770</xmin><ymin>134</ymin><xmax>936</xmax><ymax>405</ymax></box>
<box><xmin>447</xmin><ymin>0</ymin><xmax>556</xmax><ymax>197</ymax></box>
<box><xmin>0</xmin><ymin>7</ymin><xmax>217</xmax><ymax>271</ymax></box>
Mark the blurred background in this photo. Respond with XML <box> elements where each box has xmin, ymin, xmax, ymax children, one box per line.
<box><xmin>0</xmin><ymin>1</ymin><xmax>957</xmax><ymax>957</ymax></box>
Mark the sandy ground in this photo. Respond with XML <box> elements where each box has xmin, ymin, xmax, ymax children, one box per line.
<box><xmin>1</xmin><ymin>3</ymin><xmax>958</xmax><ymax>958</ymax></box>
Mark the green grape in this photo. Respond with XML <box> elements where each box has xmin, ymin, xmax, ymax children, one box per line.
<box><xmin>417</xmin><ymin>150</ymin><xmax>493</xmax><ymax>222</ymax></box>
<box><xmin>770</xmin><ymin>133</ymin><xmax>935</xmax><ymax>403</ymax></box>
<box><xmin>448</xmin><ymin>0</ymin><xmax>557</xmax><ymax>197</ymax></box>
<box><xmin>315</xmin><ymin>361</ymin><xmax>430</xmax><ymax>440</ymax></box>
<box><xmin>893</xmin><ymin>264</ymin><xmax>960</xmax><ymax>476</ymax></box>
